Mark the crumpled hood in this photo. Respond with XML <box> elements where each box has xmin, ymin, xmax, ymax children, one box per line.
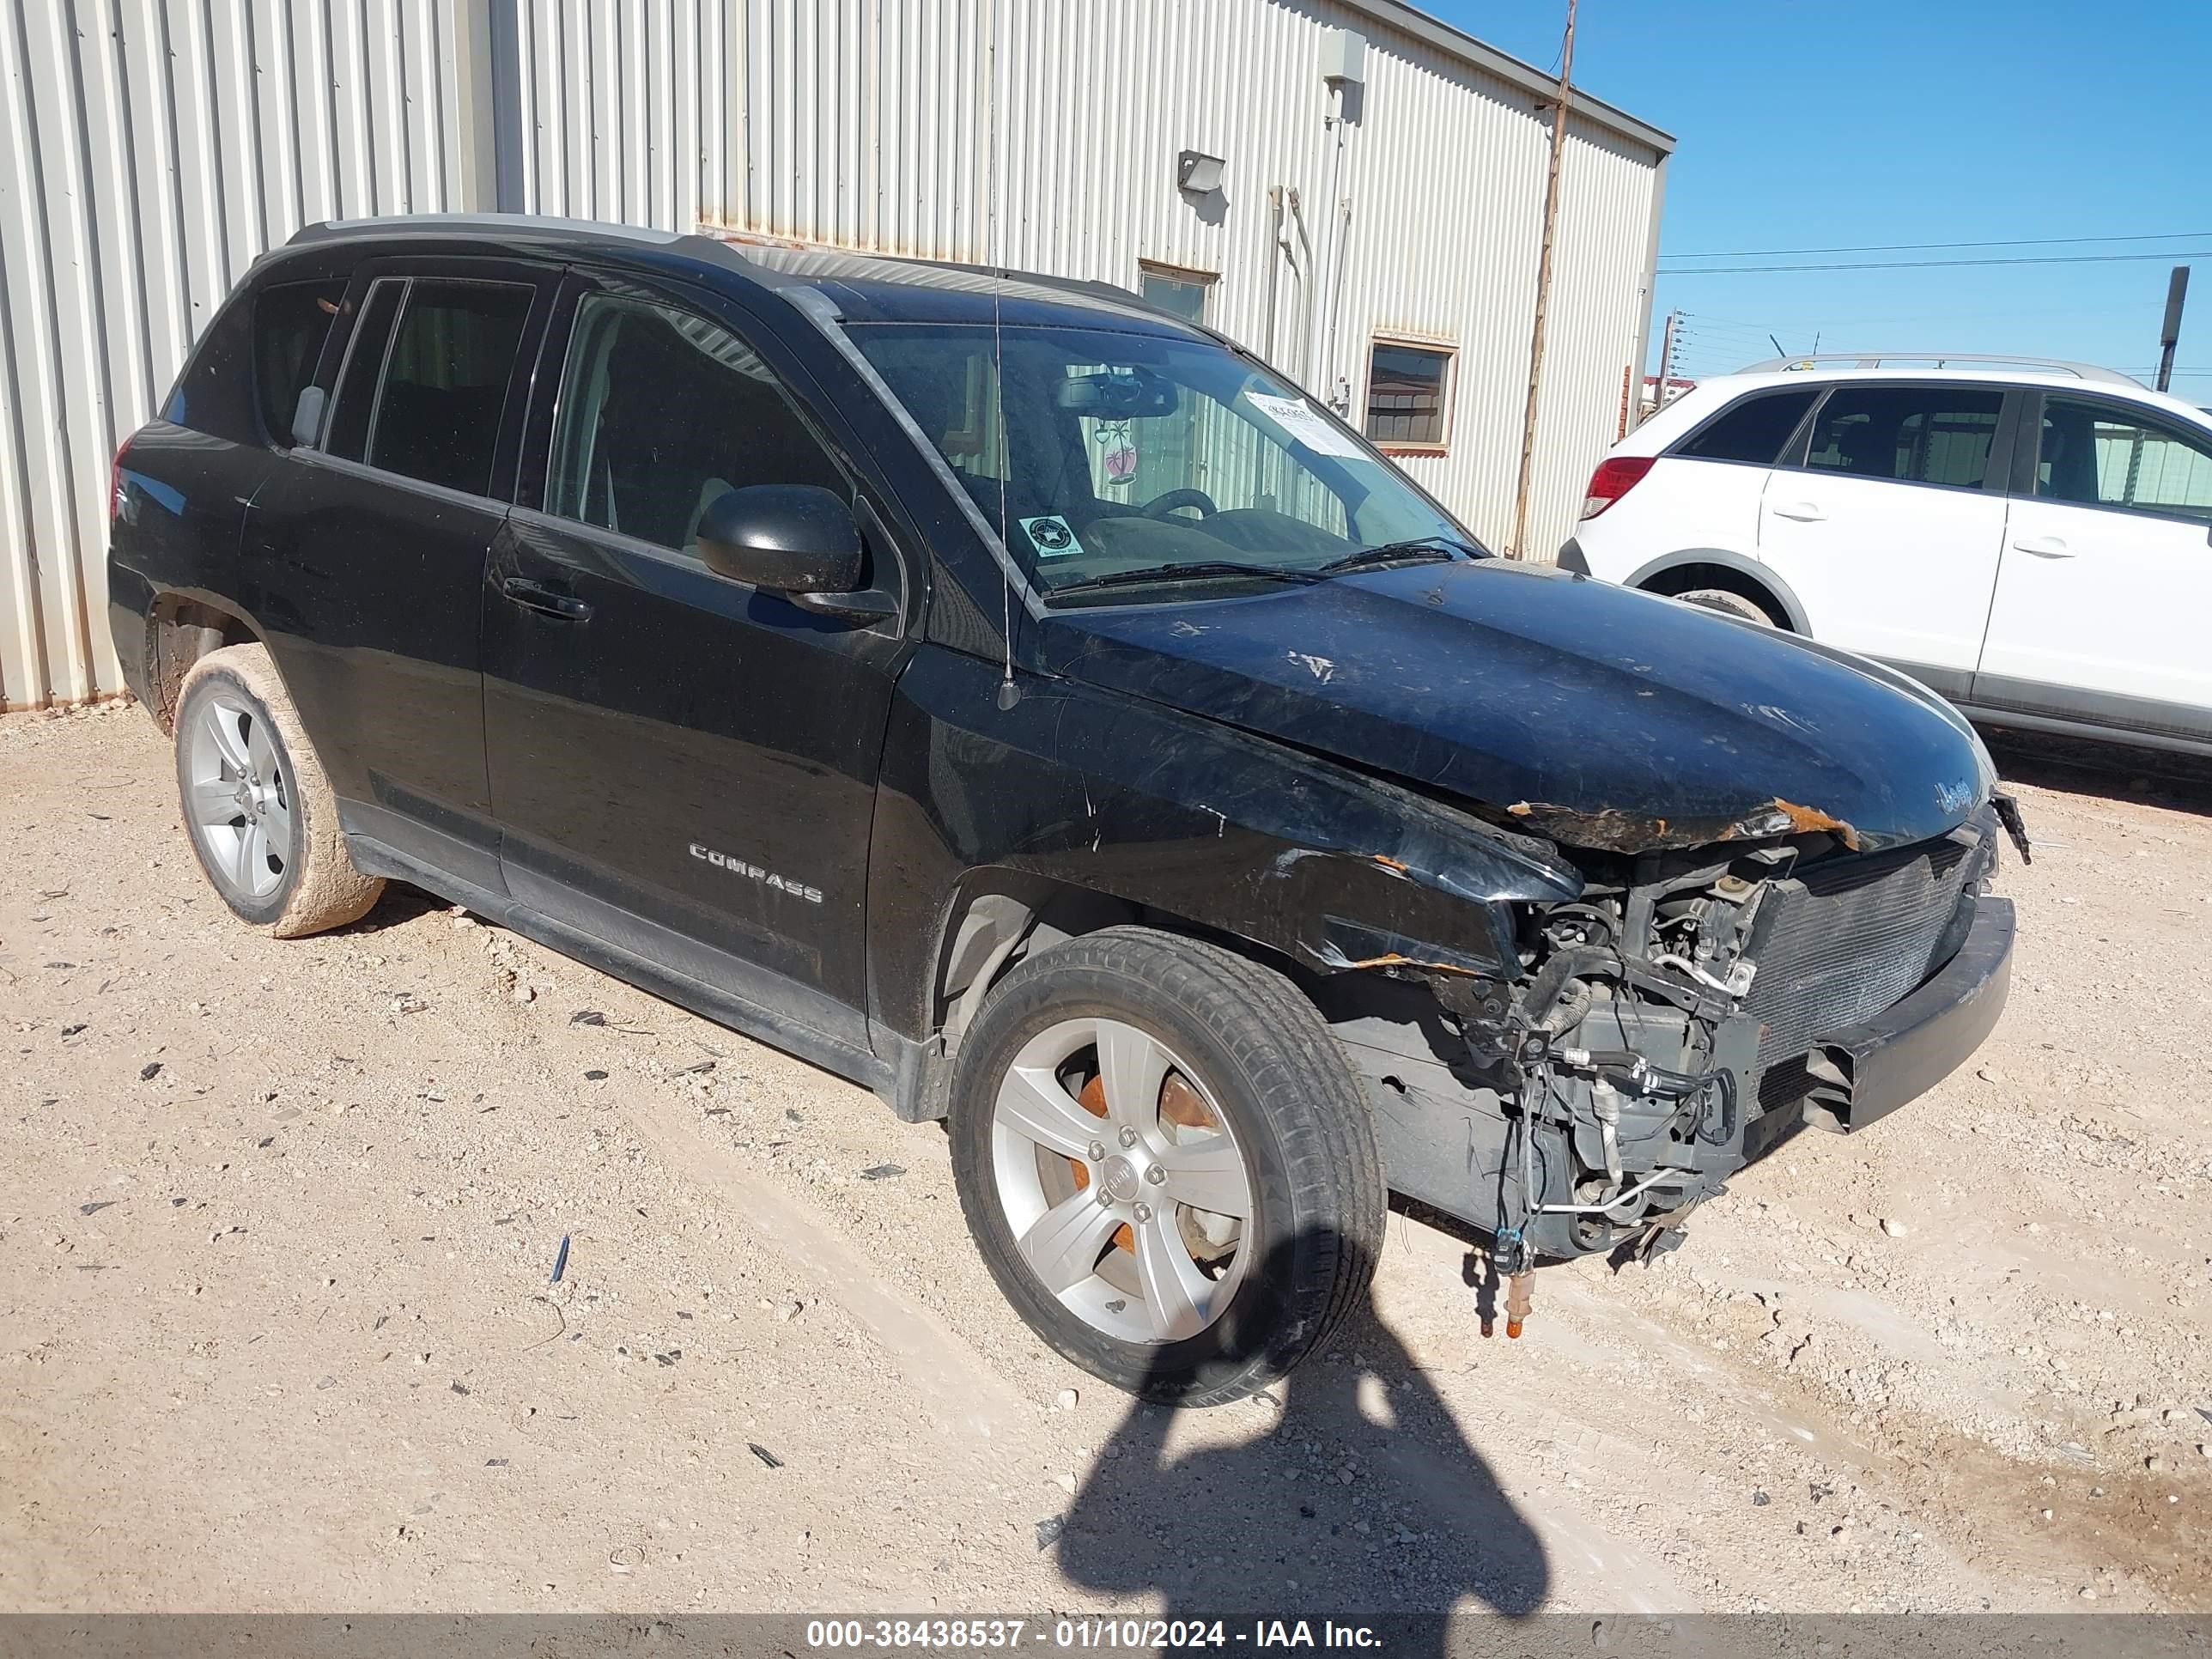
<box><xmin>1038</xmin><ymin>560</ymin><xmax>1994</xmax><ymax>854</ymax></box>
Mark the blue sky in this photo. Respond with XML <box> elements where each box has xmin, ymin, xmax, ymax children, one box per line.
<box><xmin>1437</xmin><ymin>1</ymin><xmax>2212</xmax><ymax>395</ymax></box>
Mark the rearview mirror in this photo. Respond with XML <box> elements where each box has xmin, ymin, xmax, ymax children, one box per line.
<box><xmin>696</xmin><ymin>484</ymin><xmax>864</xmax><ymax>596</ymax></box>
<box><xmin>1054</xmin><ymin>368</ymin><xmax>1179</xmax><ymax>421</ymax></box>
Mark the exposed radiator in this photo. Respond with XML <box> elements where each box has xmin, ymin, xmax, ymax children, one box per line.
<box><xmin>1741</xmin><ymin>833</ymin><xmax>1975</xmax><ymax>1066</ymax></box>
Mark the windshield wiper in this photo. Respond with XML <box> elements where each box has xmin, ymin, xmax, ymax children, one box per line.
<box><xmin>1047</xmin><ymin>561</ymin><xmax>1322</xmax><ymax>598</ymax></box>
<box><xmin>1316</xmin><ymin>536</ymin><xmax>1481</xmax><ymax>576</ymax></box>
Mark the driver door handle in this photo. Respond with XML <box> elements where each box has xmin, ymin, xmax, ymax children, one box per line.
<box><xmin>2011</xmin><ymin>535</ymin><xmax>2074</xmax><ymax>558</ymax></box>
<box><xmin>1770</xmin><ymin>500</ymin><xmax>1826</xmax><ymax>523</ymax></box>
<box><xmin>501</xmin><ymin>574</ymin><xmax>592</xmax><ymax>620</ymax></box>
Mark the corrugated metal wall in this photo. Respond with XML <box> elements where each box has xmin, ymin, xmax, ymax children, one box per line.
<box><xmin>0</xmin><ymin>0</ymin><xmax>491</xmax><ymax>708</ymax></box>
<box><xmin>501</xmin><ymin>0</ymin><xmax>1664</xmax><ymax>559</ymax></box>
<box><xmin>1</xmin><ymin>0</ymin><xmax>1662</xmax><ymax>708</ymax></box>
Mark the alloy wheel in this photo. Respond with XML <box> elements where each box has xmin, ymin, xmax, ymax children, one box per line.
<box><xmin>989</xmin><ymin>1016</ymin><xmax>1255</xmax><ymax>1345</ymax></box>
<box><xmin>184</xmin><ymin>692</ymin><xmax>294</xmax><ymax>902</ymax></box>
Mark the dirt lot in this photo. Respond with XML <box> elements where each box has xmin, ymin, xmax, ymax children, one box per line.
<box><xmin>3</xmin><ymin>703</ymin><xmax>2207</xmax><ymax>1615</ymax></box>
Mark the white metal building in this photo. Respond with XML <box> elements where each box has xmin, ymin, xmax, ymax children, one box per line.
<box><xmin>0</xmin><ymin>0</ymin><xmax>1669</xmax><ymax>710</ymax></box>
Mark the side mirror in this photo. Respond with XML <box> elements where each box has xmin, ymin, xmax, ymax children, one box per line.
<box><xmin>696</xmin><ymin>484</ymin><xmax>864</xmax><ymax>595</ymax></box>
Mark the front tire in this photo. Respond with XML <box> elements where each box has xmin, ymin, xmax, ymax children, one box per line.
<box><xmin>173</xmin><ymin>644</ymin><xmax>384</xmax><ymax>938</ymax></box>
<box><xmin>948</xmin><ymin>927</ymin><xmax>1383</xmax><ymax>1406</ymax></box>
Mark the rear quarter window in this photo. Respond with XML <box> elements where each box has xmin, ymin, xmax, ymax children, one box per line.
<box><xmin>162</xmin><ymin>273</ymin><xmax>346</xmax><ymax>448</ymax></box>
<box><xmin>1674</xmin><ymin>388</ymin><xmax>1819</xmax><ymax>464</ymax></box>
<box><xmin>252</xmin><ymin>281</ymin><xmax>346</xmax><ymax>445</ymax></box>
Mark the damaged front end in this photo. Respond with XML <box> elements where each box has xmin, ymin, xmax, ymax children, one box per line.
<box><xmin>1319</xmin><ymin>796</ymin><xmax>2021</xmax><ymax>1325</ymax></box>
<box><xmin>1032</xmin><ymin>568</ymin><xmax>2025</xmax><ymax>1325</ymax></box>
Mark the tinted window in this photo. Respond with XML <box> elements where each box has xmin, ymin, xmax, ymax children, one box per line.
<box><xmin>1802</xmin><ymin>385</ymin><xmax>2002</xmax><ymax>488</ymax></box>
<box><xmin>1677</xmin><ymin>388</ymin><xmax>1817</xmax><ymax>465</ymax></box>
<box><xmin>252</xmin><ymin>281</ymin><xmax>345</xmax><ymax>444</ymax></box>
<box><xmin>1364</xmin><ymin>343</ymin><xmax>1452</xmax><ymax>447</ymax></box>
<box><xmin>2037</xmin><ymin>396</ymin><xmax>2212</xmax><ymax>523</ymax></box>
<box><xmin>356</xmin><ymin>280</ymin><xmax>532</xmax><ymax>495</ymax></box>
<box><xmin>545</xmin><ymin>295</ymin><xmax>846</xmax><ymax>553</ymax></box>
<box><xmin>324</xmin><ymin>279</ymin><xmax>405</xmax><ymax>462</ymax></box>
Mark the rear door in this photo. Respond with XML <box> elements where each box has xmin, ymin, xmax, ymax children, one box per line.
<box><xmin>111</xmin><ymin>264</ymin><xmax>350</xmax><ymax>665</ymax></box>
<box><xmin>481</xmin><ymin>270</ymin><xmax>911</xmax><ymax>1033</ymax></box>
<box><xmin>1754</xmin><ymin>380</ymin><xmax>2016</xmax><ymax>692</ymax></box>
<box><xmin>1976</xmin><ymin>392</ymin><xmax>2212</xmax><ymax>739</ymax></box>
<box><xmin>242</xmin><ymin>258</ymin><xmax>557</xmax><ymax>890</ymax></box>
<box><xmin>1631</xmin><ymin>384</ymin><xmax>1820</xmax><ymax>560</ymax></box>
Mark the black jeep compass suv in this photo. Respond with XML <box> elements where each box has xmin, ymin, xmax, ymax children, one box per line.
<box><xmin>107</xmin><ymin>215</ymin><xmax>2020</xmax><ymax>1404</ymax></box>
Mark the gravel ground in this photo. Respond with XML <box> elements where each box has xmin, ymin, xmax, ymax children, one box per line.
<box><xmin>2</xmin><ymin>702</ymin><xmax>2206</xmax><ymax>1614</ymax></box>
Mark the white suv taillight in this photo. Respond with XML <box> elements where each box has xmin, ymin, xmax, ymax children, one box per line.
<box><xmin>1580</xmin><ymin>454</ymin><xmax>1654</xmax><ymax>520</ymax></box>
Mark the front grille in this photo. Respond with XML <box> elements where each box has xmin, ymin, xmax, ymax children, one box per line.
<box><xmin>1741</xmin><ymin>835</ymin><xmax>1973</xmax><ymax>1066</ymax></box>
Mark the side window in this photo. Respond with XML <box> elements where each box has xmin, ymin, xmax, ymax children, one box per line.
<box><xmin>324</xmin><ymin>279</ymin><xmax>407</xmax><ymax>462</ymax></box>
<box><xmin>1675</xmin><ymin>388</ymin><xmax>1818</xmax><ymax>465</ymax></box>
<box><xmin>1363</xmin><ymin>342</ymin><xmax>1453</xmax><ymax>449</ymax></box>
<box><xmin>545</xmin><ymin>294</ymin><xmax>847</xmax><ymax>554</ymax></box>
<box><xmin>2037</xmin><ymin>396</ymin><xmax>2212</xmax><ymax>524</ymax></box>
<box><xmin>252</xmin><ymin>282</ymin><xmax>345</xmax><ymax>445</ymax></box>
<box><xmin>364</xmin><ymin>281</ymin><xmax>533</xmax><ymax>495</ymax></box>
<box><xmin>1800</xmin><ymin>385</ymin><xmax>2003</xmax><ymax>488</ymax></box>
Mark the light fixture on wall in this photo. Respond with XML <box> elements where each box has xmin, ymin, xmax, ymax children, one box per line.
<box><xmin>1176</xmin><ymin>149</ymin><xmax>1226</xmax><ymax>196</ymax></box>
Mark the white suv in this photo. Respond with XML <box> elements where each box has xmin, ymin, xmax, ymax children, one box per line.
<box><xmin>1562</xmin><ymin>355</ymin><xmax>2212</xmax><ymax>755</ymax></box>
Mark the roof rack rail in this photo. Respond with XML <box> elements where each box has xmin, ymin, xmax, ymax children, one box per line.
<box><xmin>1735</xmin><ymin>351</ymin><xmax>2142</xmax><ymax>387</ymax></box>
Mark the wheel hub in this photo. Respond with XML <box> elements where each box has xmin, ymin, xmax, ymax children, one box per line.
<box><xmin>1098</xmin><ymin>1154</ymin><xmax>1142</xmax><ymax>1204</ymax></box>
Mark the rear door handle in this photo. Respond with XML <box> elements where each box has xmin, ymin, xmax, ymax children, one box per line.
<box><xmin>2011</xmin><ymin>535</ymin><xmax>2074</xmax><ymax>558</ymax></box>
<box><xmin>1770</xmin><ymin>501</ymin><xmax>1826</xmax><ymax>522</ymax></box>
<box><xmin>501</xmin><ymin>574</ymin><xmax>592</xmax><ymax>620</ymax></box>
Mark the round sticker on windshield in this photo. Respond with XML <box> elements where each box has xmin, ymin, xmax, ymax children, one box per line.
<box><xmin>1020</xmin><ymin>514</ymin><xmax>1085</xmax><ymax>558</ymax></box>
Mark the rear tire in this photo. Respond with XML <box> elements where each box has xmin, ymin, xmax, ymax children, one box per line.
<box><xmin>1676</xmin><ymin>586</ymin><xmax>1779</xmax><ymax>627</ymax></box>
<box><xmin>173</xmin><ymin>644</ymin><xmax>384</xmax><ymax>938</ymax></box>
<box><xmin>948</xmin><ymin>926</ymin><xmax>1383</xmax><ymax>1406</ymax></box>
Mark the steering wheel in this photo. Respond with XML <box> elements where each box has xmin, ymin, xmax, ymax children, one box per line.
<box><xmin>1139</xmin><ymin>487</ymin><xmax>1218</xmax><ymax>520</ymax></box>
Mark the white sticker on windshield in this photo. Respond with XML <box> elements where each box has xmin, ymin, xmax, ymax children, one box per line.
<box><xmin>1245</xmin><ymin>392</ymin><xmax>1365</xmax><ymax>459</ymax></box>
<box><xmin>1019</xmin><ymin>514</ymin><xmax>1086</xmax><ymax>559</ymax></box>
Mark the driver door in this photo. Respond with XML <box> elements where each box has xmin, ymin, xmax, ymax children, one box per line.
<box><xmin>480</xmin><ymin>271</ymin><xmax>908</xmax><ymax>1032</ymax></box>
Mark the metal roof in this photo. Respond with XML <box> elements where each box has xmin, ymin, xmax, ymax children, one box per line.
<box><xmin>1345</xmin><ymin>0</ymin><xmax>1674</xmax><ymax>155</ymax></box>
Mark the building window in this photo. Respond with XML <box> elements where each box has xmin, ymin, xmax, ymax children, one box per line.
<box><xmin>1139</xmin><ymin>264</ymin><xmax>1213</xmax><ymax>326</ymax></box>
<box><xmin>1364</xmin><ymin>341</ymin><xmax>1453</xmax><ymax>449</ymax></box>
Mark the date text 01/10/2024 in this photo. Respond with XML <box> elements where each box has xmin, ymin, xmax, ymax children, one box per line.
<box><xmin>801</xmin><ymin>1619</ymin><xmax>1382</xmax><ymax>1650</ymax></box>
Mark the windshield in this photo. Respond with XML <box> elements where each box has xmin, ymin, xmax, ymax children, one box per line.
<box><xmin>848</xmin><ymin>322</ymin><xmax>1479</xmax><ymax>596</ymax></box>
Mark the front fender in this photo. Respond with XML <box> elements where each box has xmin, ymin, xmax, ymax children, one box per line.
<box><xmin>865</xmin><ymin>647</ymin><xmax>1582</xmax><ymax>1042</ymax></box>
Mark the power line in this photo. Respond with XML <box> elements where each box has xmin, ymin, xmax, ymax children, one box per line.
<box><xmin>1662</xmin><ymin>250</ymin><xmax>2212</xmax><ymax>276</ymax></box>
<box><xmin>1668</xmin><ymin>230</ymin><xmax>2211</xmax><ymax>259</ymax></box>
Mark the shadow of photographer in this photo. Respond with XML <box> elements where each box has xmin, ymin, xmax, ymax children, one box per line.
<box><xmin>1054</xmin><ymin>1227</ymin><xmax>1548</xmax><ymax>1645</ymax></box>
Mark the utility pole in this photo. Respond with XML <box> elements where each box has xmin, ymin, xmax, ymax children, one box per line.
<box><xmin>2157</xmin><ymin>264</ymin><xmax>2190</xmax><ymax>392</ymax></box>
<box><xmin>1507</xmin><ymin>0</ymin><xmax>1576</xmax><ymax>559</ymax></box>
<box><xmin>1652</xmin><ymin>308</ymin><xmax>1681</xmax><ymax>415</ymax></box>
